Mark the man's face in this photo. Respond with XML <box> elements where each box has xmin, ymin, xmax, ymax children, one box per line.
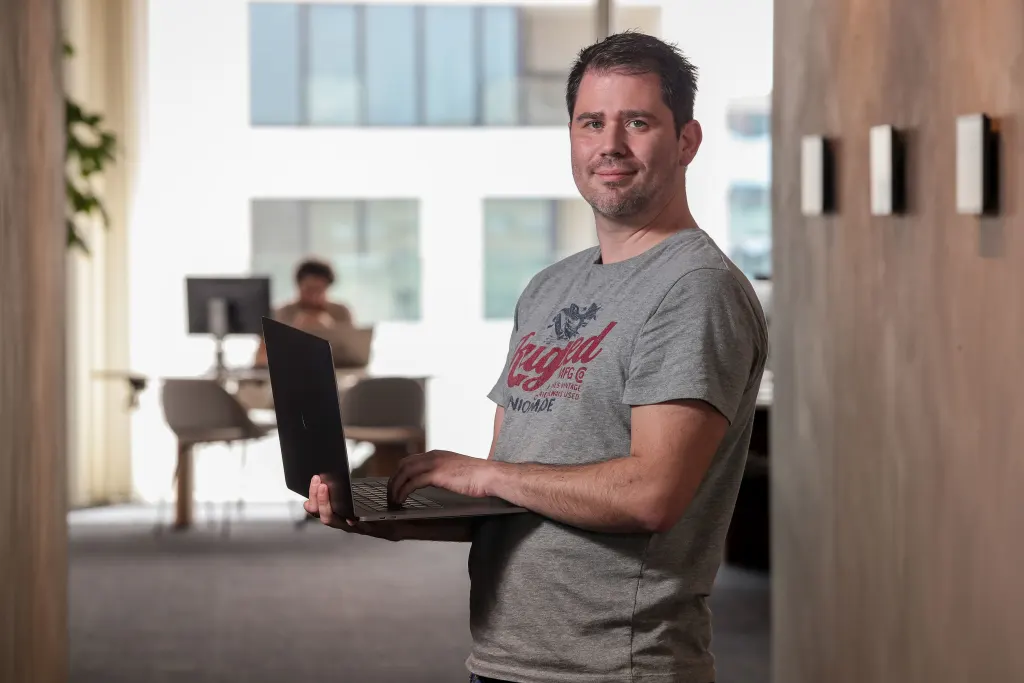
<box><xmin>297</xmin><ymin>275</ymin><xmax>330</xmax><ymax>309</ymax></box>
<box><xmin>569</xmin><ymin>69</ymin><xmax>700</xmax><ymax>220</ymax></box>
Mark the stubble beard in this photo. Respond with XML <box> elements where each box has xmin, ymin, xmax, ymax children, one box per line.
<box><xmin>586</xmin><ymin>181</ymin><xmax>656</xmax><ymax>219</ymax></box>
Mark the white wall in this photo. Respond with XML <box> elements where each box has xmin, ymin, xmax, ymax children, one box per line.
<box><xmin>660</xmin><ymin>0</ymin><xmax>774</xmax><ymax>254</ymax></box>
<box><xmin>129</xmin><ymin>0</ymin><xmax>772</xmax><ymax>503</ymax></box>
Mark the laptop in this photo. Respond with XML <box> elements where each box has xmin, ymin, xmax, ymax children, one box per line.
<box><xmin>325</xmin><ymin>325</ymin><xmax>373</xmax><ymax>369</ymax></box>
<box><xmin>303</xmin><ymin>322</ymin><xmax>373</xmax><ymax>369</ymax></box>
<box><xmin>261</xmin><ymin>317</ymin><xmax>526</xmax><ymax>522</ymax></box>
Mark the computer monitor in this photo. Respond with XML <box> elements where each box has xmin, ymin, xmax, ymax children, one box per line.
<box><xmin>186</xmin><ymin>277</ymin><xmax>271</xmax><ymax>373</ymax></box>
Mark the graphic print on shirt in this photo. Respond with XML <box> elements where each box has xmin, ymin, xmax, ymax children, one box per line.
<box><xmin>505</xmin><ymin>302</ymin><xmax>616</xmax><ymax>414</ymax></box>
<box><xmin>549</xmin><ymin>303</ymin><xmax>600</xmax><ymax>341</ymax></box>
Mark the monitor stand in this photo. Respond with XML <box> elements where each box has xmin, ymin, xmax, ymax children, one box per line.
<box><xmin>207</xmin><ymin>297</ymin><xmax>229</xmax><ymax>379</ymax></box>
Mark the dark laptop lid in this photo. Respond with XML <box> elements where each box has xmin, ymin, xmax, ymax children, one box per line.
<box><xmin>262</xmin><ymin>317</ymin><xmax>355</xmax><ymax>519</ymax></box>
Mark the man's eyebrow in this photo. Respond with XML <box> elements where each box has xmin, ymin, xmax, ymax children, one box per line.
<box><xmin>622</xmin><ymin>109</ymin><xmax>656</xmax><ymax>119</ymax></box>
<box><xmin>574</xmin><ymin>110</ymin><xmax>658</xmax><ymax>123</ymax></box>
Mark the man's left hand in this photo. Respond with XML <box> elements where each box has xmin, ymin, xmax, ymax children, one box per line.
<box><xmin>387</xmin><ymin>450</ymin><xmax>500</xmax><ymax>506</ymax></box>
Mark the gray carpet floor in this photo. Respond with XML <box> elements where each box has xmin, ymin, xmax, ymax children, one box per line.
<box><xmin>70</xmin><ymin>519</ymin><xmax>769</xmax><ymax>683</ymax></box>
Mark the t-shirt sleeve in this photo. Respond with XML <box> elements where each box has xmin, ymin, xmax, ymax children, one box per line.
<box><xmin>621</xmin><ymin>267</ymin><xmax>763</xmax><ymax>424</ymax></box>
<box><xmin>487</xmin><ymin>300</ymin><xmax>522</xmax><ymax>407</ymax></box>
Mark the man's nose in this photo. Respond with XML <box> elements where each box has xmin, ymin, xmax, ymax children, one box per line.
<box><xmin>597</xmin><ymin>124</ymin><xmax>629</xmax><ymax>157</ymax></box>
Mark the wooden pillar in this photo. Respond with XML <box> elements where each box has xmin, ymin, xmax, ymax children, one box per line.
<box><xmin>0</xmin><ymin>1</ymin><xmax>68</xmax><ymax>682</ymax></box>
<box><xmin>772</xmin><ymin>0</ymin><xmax>1024</xmax><ymax>681</ymax></box>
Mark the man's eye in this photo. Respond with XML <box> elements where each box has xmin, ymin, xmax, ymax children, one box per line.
<box><xmin>627</xmin><ymin>120</ymin><xmax>648</xmax><ymax>128</ymax></box>
<box><xmin>585</xmin><ymin>120</ymin><xmax>603</xmax><ymax>129</ymax></box>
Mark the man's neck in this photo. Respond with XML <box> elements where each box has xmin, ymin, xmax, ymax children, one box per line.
<box><xmin>594</xmin><ymin>192</ymin><xmax>697</xmax><ymax>265</ymax></box>
<box><xmin>295</xmin><ymin>301</ymin><xmax>327</xmax><ymax>312</ymax></box>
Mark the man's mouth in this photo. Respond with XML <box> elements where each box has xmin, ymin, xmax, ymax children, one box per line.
<box><xmin>595</xmin><ymin>170</ymin><xmax>636</xmax><ymax>183</ymax></box>
<box><xmin>595</xmin><ymin>167</ymin><xmax>636</xmax><ymax>176</ymax></box>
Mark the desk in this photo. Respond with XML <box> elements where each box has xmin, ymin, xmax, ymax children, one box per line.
<box><xmin>92</xmin><ymin>370</ymin><xmax>150</xmax><ymax>409</ymax></box>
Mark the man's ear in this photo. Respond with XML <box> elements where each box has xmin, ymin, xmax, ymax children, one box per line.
<box><xmin>678</xmin><ymin>120</ymin><xmax>703</xmax><ymax>167</ymax></box>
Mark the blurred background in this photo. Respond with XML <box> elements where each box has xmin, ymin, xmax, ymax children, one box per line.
<box><xmin>6</xmin><ymin>0</ymin><xmax>1022</xmax><ymax>681</ymax></box>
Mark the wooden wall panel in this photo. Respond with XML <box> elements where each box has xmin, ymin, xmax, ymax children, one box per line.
<box><xmin>0</xmin><ymin>0</ymin><xmax>68</xmax><ymax>681</ymax></box>
<box><xmin>773</xmin><ymin>0</ymin><xmax>1024</xmax><ymax>681</ymax></box>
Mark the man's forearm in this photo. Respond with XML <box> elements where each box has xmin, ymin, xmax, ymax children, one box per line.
<box><xmin>485</xmin><ymin>458</ymin><xmax>667</xmax><ymax>534</ymax></box>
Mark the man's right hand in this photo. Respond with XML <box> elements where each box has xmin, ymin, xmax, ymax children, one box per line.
<box><xmin>303</xmin><ymin>475</ymin><xmax>475</xmax><ymax>543</ymax></box>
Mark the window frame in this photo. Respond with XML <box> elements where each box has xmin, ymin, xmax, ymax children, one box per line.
<box><xmin>250</xmin><ymin>198</ymin><xmax>422</xmax><ymax>322</ymax></box>
<box><xmin>249</xmin><ymin>3</ymin><xmax>579</xmax><ymax>127</ymax></box>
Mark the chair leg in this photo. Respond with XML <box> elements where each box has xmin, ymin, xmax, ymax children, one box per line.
<box><xmin>237</xmin><ymin>440</ymin><xmax>248</xmax><ymax>515</ymax></box>
<box><xmin>222</xmin><ymin>440</ymin><xmax>249</xmax><ymax>538</ymax></box>
<box><xmin>220</xmin><ymin>501</ymin><xmax>232</xmax><ymax>538</ymax></box>
<box><xmin>204</xmin><ymin>445</ymin><xmax>218</xmax><ymax>532</ymax></box>
<box><xmin>154</xmin><ymin>459</ymin><xmax>181</xmax><ymax>536</ymax></box>
<box><xmin>219</xmin><ymin>442</ymin><xmax>234</xmax><ymax>538</ymax></box>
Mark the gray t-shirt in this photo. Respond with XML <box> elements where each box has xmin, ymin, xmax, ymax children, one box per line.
<box><xmin>467</xmin><ymin>228</ymin><xmax>769</xmax><ymax>683</ymax></box>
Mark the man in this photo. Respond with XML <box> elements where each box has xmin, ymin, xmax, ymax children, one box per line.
<box><xmin>254</xmin><ymin>258</ymin><xmax>353</xmax><ymax>366</ymax></box>
<box><xmin>306</xmin><ymin>32</ymin><xmax>768</xmax><ymax>683</ymax></box>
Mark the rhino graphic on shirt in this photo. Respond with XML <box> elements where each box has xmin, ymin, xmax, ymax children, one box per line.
<box><xmin>547</xmin><ymin>302</ymin><xmax>600</xmax><ymax>342</ymax></box>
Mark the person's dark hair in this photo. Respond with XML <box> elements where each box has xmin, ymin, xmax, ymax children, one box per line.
<box><xmin>294</xmin><ymin>258</ymin><xmax>335</xmax><ymax>285</ymax></box>
<box><xmin>565</xmin><ymin>31</ymin><xmax>698</xmax><ymax>137</ymax></box>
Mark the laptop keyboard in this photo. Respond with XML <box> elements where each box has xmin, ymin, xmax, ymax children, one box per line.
<box><xmin>351</xmin><ymin>480</ymin><xmax>444</xmax><ymax>512</ymax></box>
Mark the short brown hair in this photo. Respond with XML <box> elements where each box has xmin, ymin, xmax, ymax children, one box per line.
<box><xmin>566</xmin><ymin>31</ymin><xmax>698</xmax><ymax>137</ymax></box>
<box><xmin>295</xmin><ymin>258</ymin><xmax>335</xmax><ymax>285</ymax></box>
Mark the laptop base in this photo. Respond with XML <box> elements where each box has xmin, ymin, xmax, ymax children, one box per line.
<box><xmin>351</xmin><ymin>478</ymin><xmax>523</xmax><ymax>522</ymax></box>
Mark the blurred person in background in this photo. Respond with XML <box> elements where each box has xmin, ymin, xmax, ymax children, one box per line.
<box><xmin>303</xmin><ymin>31</ymin><xmax>767</xmax><ymax>683</ymax></box>
<box><xmin>254</xmin><ymin>258</ymin><xmax>353</xmax><ymax>366</ymax></box>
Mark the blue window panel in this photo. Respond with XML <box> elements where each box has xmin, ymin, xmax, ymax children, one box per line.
<box><xmin>481</xmin><ymin>6</ymin><xmax>520</xmax><ymax>125</ymax></box>
<box><xmin>308</xmin><ymin>5</ymin><xmax>361</xmax><ymax>125</ymax></box>
<box><xmin>483</xmin><ymin>200</ymin><xmax>555</xmax><ymax>319</ymax></box>
<box><xmin>364</xmin><ymin>6</ymin><xmax>418</xmax><ymax>126</ymax></box>
<box><xmin>250</xmin><ymin>4</ymin><xmax>302</xmax><ymax>125</ymax></box>
<box><xmin>423</xmin><ymin>6</ymin><xmax>476</xmax><ymax>125</ymax></box>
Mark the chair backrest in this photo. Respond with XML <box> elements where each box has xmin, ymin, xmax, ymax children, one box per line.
<box><xmin>339</xmin><ymin>377</ymin><xmax>424</xmax><ymax>429</ymax></box>
<box><xmin>160</xmin><ymin>378</ymin><xmax>260</xmax><ymax>442</ymax></box>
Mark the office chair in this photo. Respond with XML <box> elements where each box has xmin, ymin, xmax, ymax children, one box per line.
<box><xmin>342</xmin><ymin>376</ymin><xmax>427</xmax><ymax>469</ymax></box>
<box><xmin>159</xmin><ymin>378</ymin><xmax>274</xmax><ymax>535</ymax></box>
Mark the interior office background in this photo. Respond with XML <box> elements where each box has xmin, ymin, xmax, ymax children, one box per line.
<box><xmin>65</xmin><ymin>0</ymin><xmax>773</xmax><ymax>508</ymax></box>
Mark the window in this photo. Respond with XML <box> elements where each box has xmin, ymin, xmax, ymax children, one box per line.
<box><xmin>307</xmin><ymin>5</ymin><xmax>360</xmax><ymax>125</ymax></box>
<box><xmin>251</xmin><ymin>200</ymin><xmax>421</xmax><ymax>323</ymax></box>
<box><xmin>483</xmin><ymin>199</ymin><xmax>596</xmax><ymax>319</ymax></box>
<box><xmin>727</xmin><ymin>110</ymin><xmax>771</xmax><ymax>138</ymax></box>
<box><xmin>724</xmin><ymin>94</ymin><xmax>772</xmax><ymax>279</ymax></box>
<box><xmin>726</xmin><ymin>95</ymin><xmax>771</xmax><ymax>139</ymax></box>
<box><xmin>424</xmin><ymin>6</ymin><xmax>477</xmax><ymax>125</ymax></box>
<box><xmin>480</xmin><ymin>7</ymin><xmax>520</xmax><ymax>126</ymax></box>
<box><xmin>727</xmin><ymin>184</ymin><xmax>771</xmax><ymax>279</ymax></box>
<box><xmin>249</xmin><ymin>3</ymin><xmax>661</xmax><ymax>127</ymax></box>
<box><xmin>250</xmin><ymin>4</ymin><xmax>302</xmax><ymax>125</ymax></box>
<box><xmin>364</xmin><ymin>6</ymin><xmax>418</xmax><ymax>126</ymax></box>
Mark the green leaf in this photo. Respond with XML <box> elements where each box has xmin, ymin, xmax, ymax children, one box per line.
<box><xmin>66</xmin><ymin>219</ymin><xmax>91</xmax><ymax>254</ymax></box>
<box><xmin>63</xmin><ymin>37</ymin><xmax>119</xmax><ymax>255</ymax></box>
